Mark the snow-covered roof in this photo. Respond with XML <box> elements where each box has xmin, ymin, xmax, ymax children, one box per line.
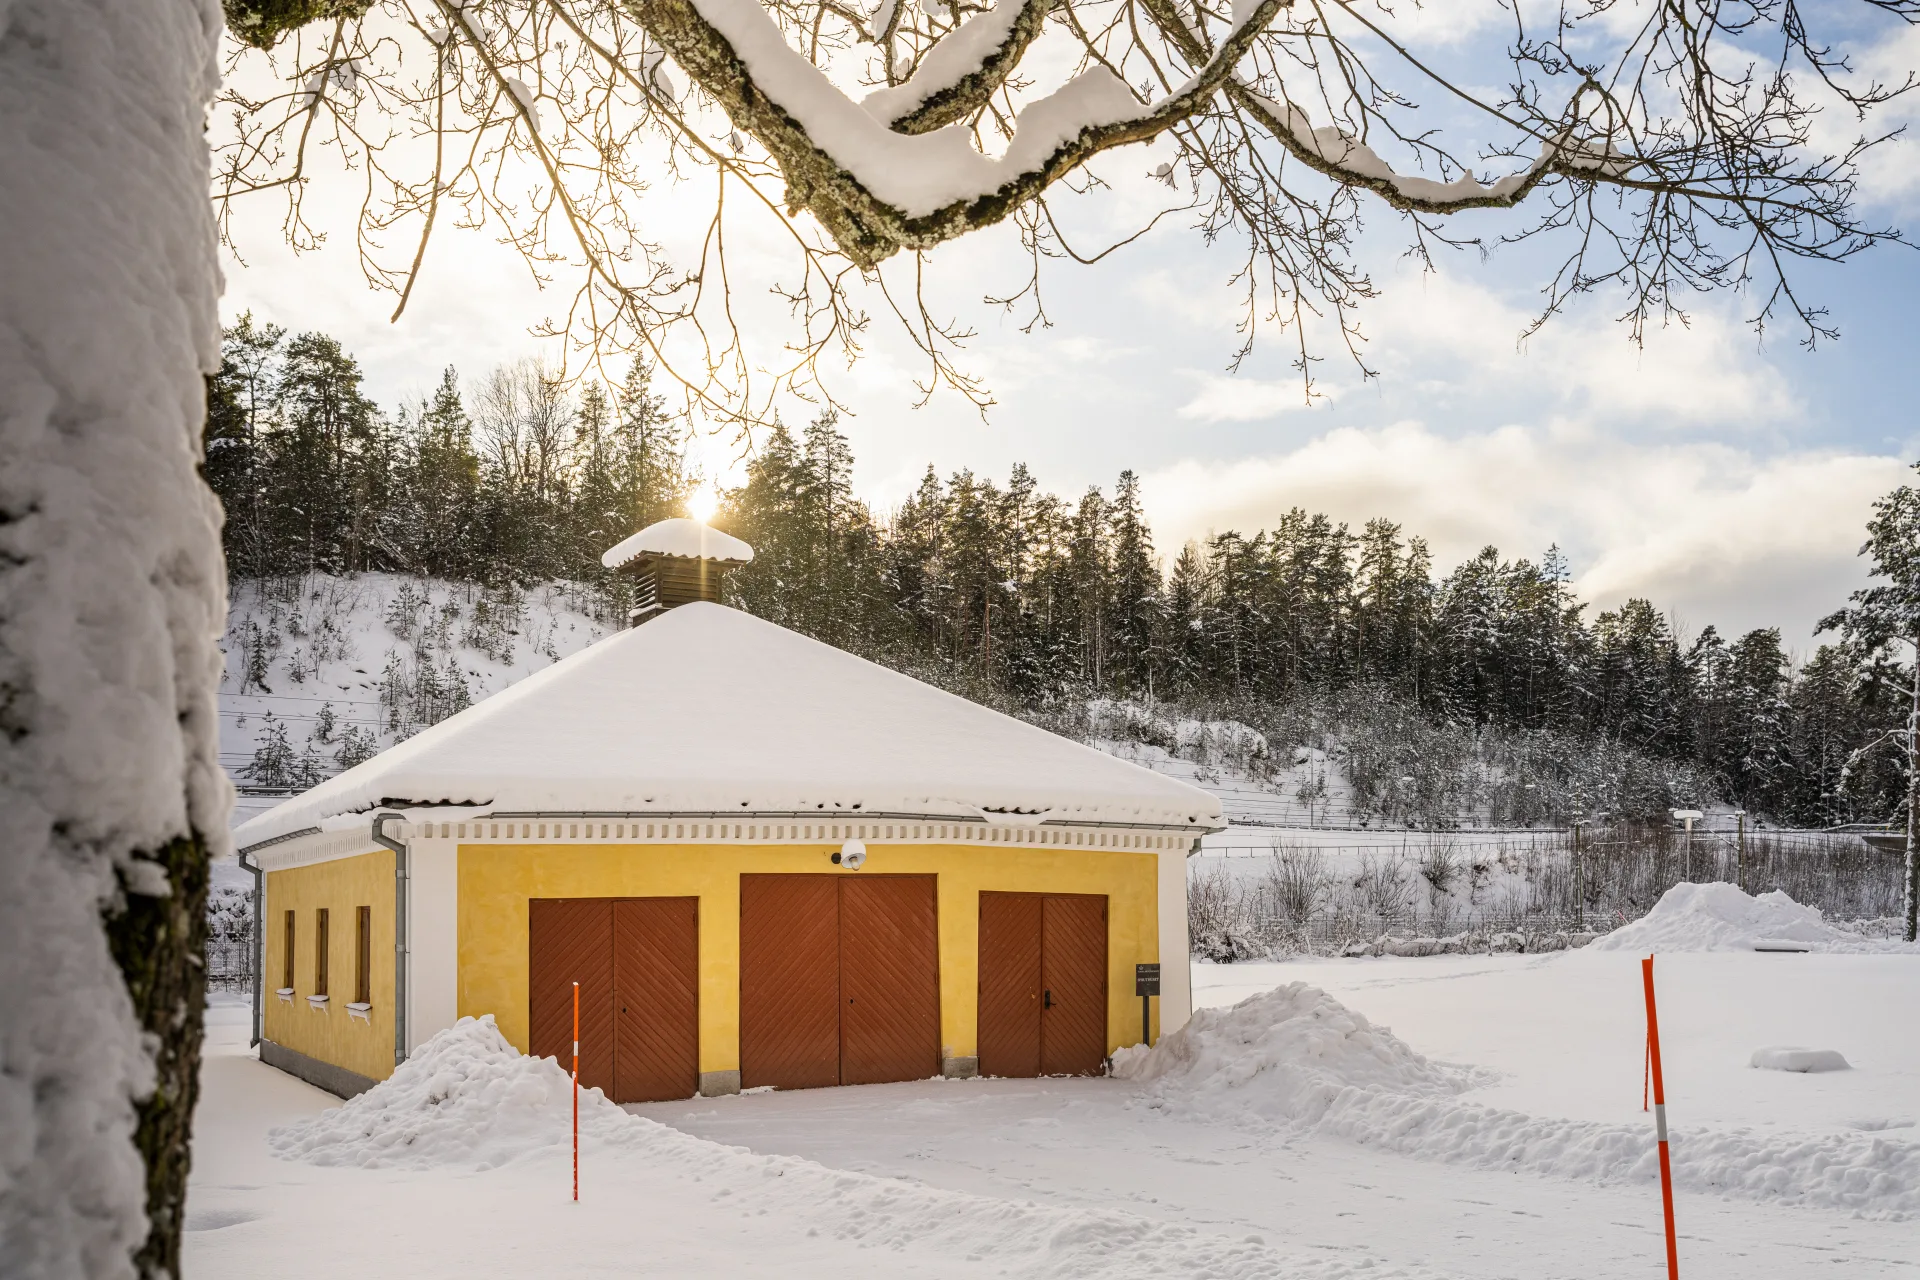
<box><xmin>235</xmin><ymin>603</ymin><xmax>1222</xmax><ymax>850</ymax></box>
<box><xmin>600</xmin><ymin>518</ymin><xmax>754</xmax><ymax>571</ymax></box>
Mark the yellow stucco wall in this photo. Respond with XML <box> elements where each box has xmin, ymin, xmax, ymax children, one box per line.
<box><xmin>263</xmin><ymin>850</ymin><xmax>396</xmax><ymax>1081</ymax></box>
<box><xmin>458</xmin><ymin>842</ymin><xmax>1160</xmax><ymax>1072</ymax></box>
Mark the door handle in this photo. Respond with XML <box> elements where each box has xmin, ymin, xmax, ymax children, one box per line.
<box><xmin>1043</xmin><ymin>989</ymin><xmax>1053</xmax><ymax>1009</ymax></box>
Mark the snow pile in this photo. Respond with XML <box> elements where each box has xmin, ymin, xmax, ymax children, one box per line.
<box><xmin>1122</xmin><ymin>985</ymin><xmax>1920</xmax><ymax>1216</ymax></box>
<box><xmin>1751</xmin><ymin>1046</ymin><xmax>1851</xmax><ymax>1073</ymax></box>
<box><xmin>1112</xmin><ymin>982</ymin><xmax>1476</xmax><ymax>1122</ymax></box>
<box><xmin>272</xmin><ymin>1015</ymin><xmax>632</xmax><ymax>1169</ymax></box>
<box><xmin>270</xmin><ymin>1019</ymin><xmax>1437</xmax><ymax>1278</ymax></box>
<box><xmin>1591</xmin><ymin>883</ymin><xmax>1917</xmax><ymax>954</ymax></box>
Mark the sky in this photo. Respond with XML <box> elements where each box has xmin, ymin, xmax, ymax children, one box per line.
<box><xmin>217</xmin><ymin>5</ymin><xmax>1920</xmax><ymax>653</ymax></box>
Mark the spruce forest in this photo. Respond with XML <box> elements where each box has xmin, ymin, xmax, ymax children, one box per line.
<box><xmin>206</xmin><ymin>317</ymin><xmax>1913</xmax><ymax>831</ymax></box>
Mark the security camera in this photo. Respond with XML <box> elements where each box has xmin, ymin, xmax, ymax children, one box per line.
<box><xmin>834</xmin><ymin>839</ymin><xmax>867</xmax><ymax>870</ymax></box>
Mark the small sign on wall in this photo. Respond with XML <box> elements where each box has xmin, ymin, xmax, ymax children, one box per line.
<box><xmin>1135</xmin><ymin>963</ymin><xmax>1161</xmax><ymax>997</ymax></box>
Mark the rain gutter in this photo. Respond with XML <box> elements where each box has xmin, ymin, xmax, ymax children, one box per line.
<box><xmin>369</xmin><ymin>812</ymin><xmax>409</xmax><ymax>1068</ymax></box>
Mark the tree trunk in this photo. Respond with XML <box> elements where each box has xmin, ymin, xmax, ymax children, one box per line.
<box><xmin>106</xmin><ymin>835</ymin><xmax>213</xmax><ymax>1277</ymax></box>
<box><xmin>0</xmin><ymin>0</ymin><xmax>229</xmax><ymax>1276</ymax></box>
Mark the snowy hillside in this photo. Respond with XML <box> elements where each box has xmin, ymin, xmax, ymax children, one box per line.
<box><xmin>220</xmin><ymin>574</ymin><xmax>614</xmax><ymax>829</ymax></box>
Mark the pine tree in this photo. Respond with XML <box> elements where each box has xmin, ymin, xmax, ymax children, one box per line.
<box><xmin>1819</xmin><ymin>459</ymin><xmax>1920</xmax><ymax>939</ymax></box>
<box><xmin>401</xmin><ymin>367</ymin><xmax>483</xmax><ymax>578</ymax></box>
<box><xmin>242</xmin><ymin>714</ymin><xmax>297</xmax><ymax>788</ymax></box>
<box><xmin>1108</xmin><ymin>471</ymin><xmax>1160</xmax><ymax>696</ymax></box>
<box><xmin>613</xmin><ymin>359</ymin><xmax>688</xmax><ymax>535</ymax></box>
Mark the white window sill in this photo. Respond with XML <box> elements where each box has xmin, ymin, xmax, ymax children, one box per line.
<box><xmin>275</xmin><ymin>988</ymin><xmax>295</xmax><ymax>1004</ymax></box>
<box><xmin>307</xmin><ymin>994</ymin><xmax>330</xmax><ymax>1010</ymax></box>
<box><xmin>346</xmin><ymin>1002</ymin><xmax>372</xmax><ymax>1023</ymax></box>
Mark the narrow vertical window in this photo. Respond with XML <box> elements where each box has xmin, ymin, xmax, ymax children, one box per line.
<box><xmin>355</xmin><ymin>905</ymin><xmax>372</xmax><ymax>1005</ymax></box>
<box><xmin>282</xmin><ymin>909</ymin><xmax>296</xmax><ymax>990</ymax></box>
<box><xmin>314</xmin><ymin>908</ymin><xmax>330</xmax><ymax>998</ymax></box>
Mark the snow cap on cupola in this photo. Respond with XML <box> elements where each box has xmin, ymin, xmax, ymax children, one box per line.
<box><xmin>601</xmin><ymin>515</ymin><xmax>754</xmax><ymax>627</ymax></box>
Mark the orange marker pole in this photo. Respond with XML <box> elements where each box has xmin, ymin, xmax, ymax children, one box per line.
<box><xmin>568</xmin><ymin>982</ymin><xmax>576</xmax><ymax>1205</ymax></box>
<box><xmin>1641</xmin><ymin>956</ymin><xmax>1678</xmax><ymax>1279</ymax></box>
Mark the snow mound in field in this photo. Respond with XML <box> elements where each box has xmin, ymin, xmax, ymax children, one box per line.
<box><xmin>271</xmin><ymin>1015</ymin><xmax>632</xmax><ymax>1169</ymax></box>
<box><xmin>1112</xmin><ymin>982</ymin><xmax>1476</xmax><ymax>1121</ymax></box>
<box><xmin>1122</xmin><ymin>981</ymin><xmax>1920</xmax><ymax>1216</ymax></box>
<box><xmin>1590</xmin><ymin>883</ymin><xmax>1910</xmax><ymax>953</ymax></box>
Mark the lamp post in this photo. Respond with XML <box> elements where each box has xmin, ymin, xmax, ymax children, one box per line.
<box><xmin>1672</xmin><ymin>809</ymin><xmax>1703</xmax><ymax>883</ymax></box>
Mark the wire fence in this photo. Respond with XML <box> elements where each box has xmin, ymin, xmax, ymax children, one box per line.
<box><xmin>1188</xmin><ymin>825</ymin><xmax>1909</xmax><ymax>960</ymax></box>
<box><xmin>207</xmin><ymin>886</ymin><xmax>256</xmax><ymax>990</ymax></box>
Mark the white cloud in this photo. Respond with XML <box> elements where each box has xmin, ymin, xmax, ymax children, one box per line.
<box><xmin>1360</xmin><ymin>267</ymin><xmax>1803</xmax><ymax>427</ymax></box>
<box><xmin>1142</xmin><ymin>421</ymin><xmax>1904</xmax><ymax>642</ymax></box>
<box><xmin>1178</xmin><ymin>372</ymin><xmax>1337</xmax><ymax>422</ymax></box>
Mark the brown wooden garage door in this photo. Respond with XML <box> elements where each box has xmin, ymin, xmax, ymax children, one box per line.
<box><xmin>739</xmin><ymin>874</ymin><xmax>940</xmax><ymax>1090</ymax></box>
<box><xmin>977</xmin><ymin>892</ymin><xmax>1108</xmax><ymax>1078</ymax></box>
<box><xmin>529</xmin><ymin>897</ymin><xmax>699</xmax><ymax>1103</ymax></box>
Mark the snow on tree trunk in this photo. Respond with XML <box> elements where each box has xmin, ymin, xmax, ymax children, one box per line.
<box><xmin>0</xmin><ymin>0</ymin><xmax>229</xmax><ymax>1276</ymax></box>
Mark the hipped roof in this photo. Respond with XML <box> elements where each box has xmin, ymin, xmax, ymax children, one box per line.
<box><xmin>236</xmin><ymin>603</ymin><xmax>1220</xmax><ymax>850</ymax></box>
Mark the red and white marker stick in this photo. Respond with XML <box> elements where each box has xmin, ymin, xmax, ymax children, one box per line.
<box><xmin>568</xmin><ymin>982</ymin><xmax>576</xmax><ymax>1205</ymax></box>
<box><xmin>1641</xmin><ymin>956</ymin><xmax>1678</xmax><ymax>1279</ymax></box>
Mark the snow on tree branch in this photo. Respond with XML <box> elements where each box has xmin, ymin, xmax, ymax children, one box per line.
<box><xmin>860</xmin><ymin>0</ymin><xmax>1055</xmax><ymax>134</ymax></box>
<box><xmin>632</xmin><ymin>0</ymin><xmax>1290</xmax><ymax>265</ymax></box>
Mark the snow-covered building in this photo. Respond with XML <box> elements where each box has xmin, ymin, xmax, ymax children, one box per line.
<box><xmin>236</xmin><ymin>521</ymin><xmax>1222</xmax><ymax>1101</ymax></box>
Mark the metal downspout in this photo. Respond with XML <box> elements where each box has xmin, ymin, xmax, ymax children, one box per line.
<box><xmin>370</xmin><ymin>812</ymin><xmax>410</xmax><ymax>1067</ymax></box>
<box><xmin>237</xmin><ymin>848</ymin><xmax>264</xmax><ymax>1048</ymax></box>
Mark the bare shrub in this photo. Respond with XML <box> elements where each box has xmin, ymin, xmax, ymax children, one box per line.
<box><xmin>1354</xmin><ymin>853</ymin><xmax>1414</xmax><ymax>918</ymax></box>
<box><xmin>1264</xmin><ymin>844</ymin><xmax>1330</xmax><ymax>923</ymax></box>
<box><xmin>1418</xmin><ymin>836</ymin><xmax>1461</xmax><ymax>900</ymax></box>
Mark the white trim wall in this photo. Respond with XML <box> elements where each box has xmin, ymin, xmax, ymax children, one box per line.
<box><xmin>409</xmin><ymin>840</ymin><xmax>460</xmax><ymax>1052</ymax></box>
<box><xmin>1156</xmin><ymin>842</ymin><xmax>1195</xmax><ymax>1035</ymax></box>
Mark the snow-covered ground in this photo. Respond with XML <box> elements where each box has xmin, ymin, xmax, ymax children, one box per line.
<box><xmin>188</xmin><ymin>939</ymin><xmax>1920</xmax><ymax>1279</ymax></box>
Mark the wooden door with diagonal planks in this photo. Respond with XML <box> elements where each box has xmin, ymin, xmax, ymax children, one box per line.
<box><xmin>976</xmin><ymin>892</ymin><xmax>1043</xmax><ymax>1078</ymax></box>
<box><xmin>839</xmin><ymin>876</ymin><xmax>941</xmax><ymax>1085</ymax></box>
<box><xmin>529</xmin><ymin>899</ymin><xmax>615</xmax><ymax>1094</ymax></box>
<box><xmin>739</xmin><ymin>874</ymin><xmax>942</xmax><ymax>1089</ymax></box>
<box><xmin>1039</xmin><ymin>894</ymin><xmax>1108</xmax><ymax>1076</ymax></box>
<box><xmin>531</xmin><ymin>897</ymin><xmax>700</xmax><ymax>1102</ymax></box>
<box><xmin>739</xmin><ymin>875</ymin><xmax>842</xmax><ymax>1090</ymax></box>
<box><xmin>976</xmin><ymin>892</ymin><xmax>1109</xmax><ymax>1077</ymax></box>
<box><xmin>612</xmin><ymin>897</ymin><xmax>700</xmax><ymax>1103</ymax></box>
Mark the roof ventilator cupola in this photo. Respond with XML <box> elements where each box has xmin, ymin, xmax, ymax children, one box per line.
<box><xmin>601</xmin><ymin>518</ymin><xmax>755</xmax><ymax>627</ymax></box>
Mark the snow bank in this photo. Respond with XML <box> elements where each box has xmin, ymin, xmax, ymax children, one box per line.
<box><xmin>1591</xmin><ymin>883</ymin><xmax>1918</xmax><ymax>954</ymax></box>
<box><xmin>271</xmin><ymin>1016</ymin><xmax>632</xmax><ymax>1169</ymax></box>
<box><xmin>274</xmin><ymin>1018</ymin><xmax>1437</xmax><ymax>1278</ymax></box>
<box><xmin>1112</xmin><ymin>982</ymin><xmax>1476</xmax><ymax>1122</ymax></box>
<box><xmin>1120</xmin><ymin>984</ymin><xmax>1920</xmax><ymax>1217</ymax></box>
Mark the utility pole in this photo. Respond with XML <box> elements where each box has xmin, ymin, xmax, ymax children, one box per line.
<box><xmin>1572</xmin><ymin>815</ymin><xmax>1583</xmax><ymax>932</ymax></box>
